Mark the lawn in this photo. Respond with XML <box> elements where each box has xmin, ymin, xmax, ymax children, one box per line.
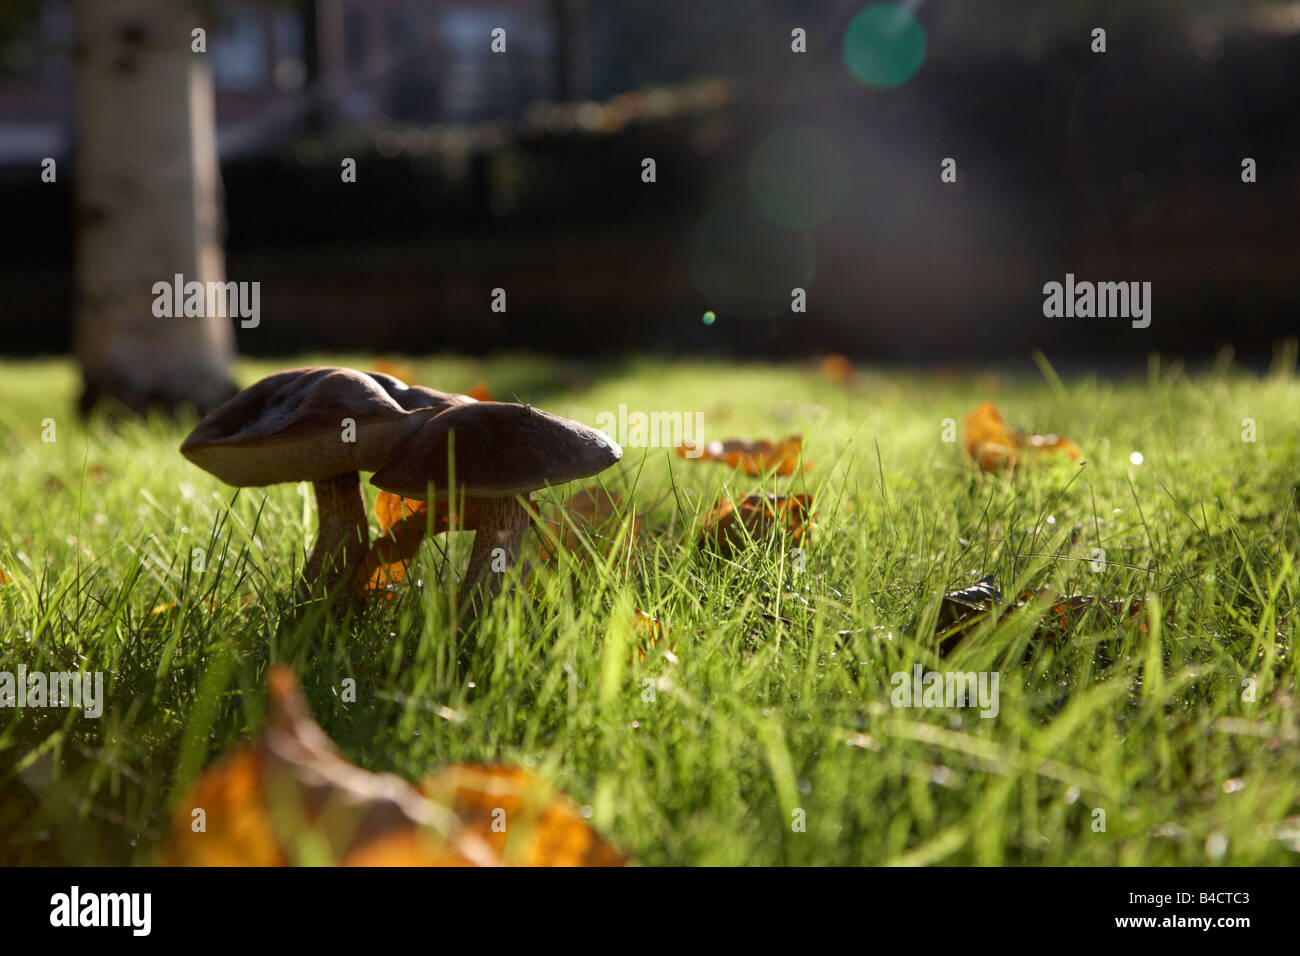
<box><xmin>1</xmin><ymin>352</ymin><xmax>1297</xmax><ymax>865</ymax></box>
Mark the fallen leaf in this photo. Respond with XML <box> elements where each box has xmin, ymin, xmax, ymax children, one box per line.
<box><xmin>629</xmin><ymin>608</ymin><xmax>674</xmax><ymax>663</ymax></box>
<box><xmin>374</xmin><ymin>490</ymin><xmax>426</xmax><ymax>534</ymax></box>
<box><xmin>360</xmin><ymin>495</ymin><xmax>481</xmax><ymax>597</ymax></box>
<box><xmin>357</xmin><ymin>513</ymin><xmax>427</xmax><ymax>596</ymax></box>
<box><xmin>963</xmin><ymin>402</ymin><xmax>1080</xmax><ymax>472</ymax></box>
<box><xmin>931</xmin><ymin>576</ymin><xmax>1148</xmax><ymax>656</ymax></box>
<box><xmin>679</xmin><ymin>436</ymin><xmax>809</xmax><ymax>475</ymax></box>
<box><xmin>818</xmin><ymin>353</ymin><xmax>854</xmax><ymax>383</ymax></box>
<box><xmin>465</xmin><ymin>381</ymin><xmax>495</xmax><ymax>402</ymax></box>
<box><xmin>698</xmin><ymin>492</ymin><xmax>814</xmax><ymax>553</ymax></box>
<box><xmin>934</xmin><ymin>576</ymin><xmax>1003</xmax><ymax>656</ymax></box>
<box><xmin>1034</xmin><ymin>593</ymin><xmax>1146</xmax><ymax>645</ymax></box>
<box><xmin>963</xmin><ymin>402</ymin><xmax>1022</xmax><ymax>471</ymax></box>
<box><xmin>162</xmin><ymin>666</ymin><xmax>499</xmax><ymax>866</ymax></box>
<box><xmin>418</xmin><ymin>764</ymin><xmax>624</xmax><ymax>867</ymax></box>
<box><xmin>370</xmin><ymin>359</ymin><xmax>419</xmax><ymax>384</ymax></box>
<box><xmin>1025</xmin><ymin>432</ymin><xmax>1082</xmax><ymax>461</ymax></box>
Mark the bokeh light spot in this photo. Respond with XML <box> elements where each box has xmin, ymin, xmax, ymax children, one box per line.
<box><xmin>843</xmin><ymin>4</ymin><xmax>927</xmax><ymax>88</ymax></box>
<box><xmin>687</xmin><ymin>197</ymin><xmax>815</xmax><ymax>321</ymax></box>
<box><xmin>748</xmin><ymin>127</ymin><xmax>851</xmax><ymax>229</ymax></box>
<box><xmin>702</xmin><ymin>310</ymin><xmax>716</xmax><ymax>325</ymax></box>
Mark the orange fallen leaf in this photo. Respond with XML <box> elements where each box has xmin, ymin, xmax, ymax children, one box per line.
<box><xmin>679</xmin><ymin>435</ymin><xmax>809</xmax><ymax>475</ymax></box>
<box><xmin>162</xmin><ymin>666</ymin><xmax>499</xmax><ymax>866</ymax></box>
<box><xmin>963</xmin><ymin>401</ymin><xmax>1022</xmax><ymax>471</ymax></box>
<box><xmin>963</xmin><ymin>402</ymin><xmax>1079</xmax><ymax>472</ymax></box>
<box><xmin>465</xmin><ymin>381</ymin><xmax>495</xmax><ymax>402</ymax></box>
<box><xmin>1034</xmin><ymin>593</ymin><xmax>1147</xmax><ymax>644</ymax></box>
<box><xmin>698</xmin><ymin>492</ymin><xmax>814</xmax><ymax>553</ymax></box>
<box><xmin>374</xmin><ymin>490</ymin><xmax>426</xmax><ymax>534</ymax></box>
<box><xmin>818</xmin><ymin>354</ymin><xmax>854</xmax><ymax>384</ymax></box>
<box><xmin>1025</xmin><ymin>432</ymin><xmax>1082</xmax><ymax>461</ymax></box>
<box><xmin>370</xmin><ymin>359</ymin><xmax>419</xmax><ymax>384</ymax></box>
<box><xmin>360</xmin><ymin>495</ymin><xmax>482</xmax><ymax>597</ymax></box>
<box><xmin>629</xmin><ymin>608</ymin><xmax>674</xmax><ymax>663</ymax></box>
<box><xmin>418</xmin><ymin>764</ymin><xmax>625</xmax><ymax>867</ymax></box>
<box><xmin>357</xmin><ymin>513</ymin><xmax>427</xmax><ymax>596</ymax></box>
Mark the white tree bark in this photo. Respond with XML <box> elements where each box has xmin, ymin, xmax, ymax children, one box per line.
<box><xmin>73</xmin><ymin>0</ymin><xmax>235</xmax><ymax>415</ymax></box>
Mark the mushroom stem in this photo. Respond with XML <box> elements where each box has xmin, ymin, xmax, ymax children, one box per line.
<box><xmin>463</xmin><ymin>496</ymin><xmax>531</xmax><ymax>600</ymax></box>
<box><xmin>303</xmin><ymin>472</ymin><xmax>370</xmax><ymax>593</ymax></box>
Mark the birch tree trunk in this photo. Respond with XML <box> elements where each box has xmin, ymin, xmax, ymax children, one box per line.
<box><xmin>73</xmin><ymin>0</ymin><xmax>236</xmax><ymax>416</ymax></box>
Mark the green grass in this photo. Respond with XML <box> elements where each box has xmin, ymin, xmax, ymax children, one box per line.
<box><xmin>1</xmin><ymin>352</ymin><xmax>1298</xmax><ymax>865</ymax></box>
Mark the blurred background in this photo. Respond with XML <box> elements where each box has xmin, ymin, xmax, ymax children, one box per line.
<box><xmin>1</xmin><ymin>0</ymin><xmax>1298</xmax><ymax>412</ymax></box>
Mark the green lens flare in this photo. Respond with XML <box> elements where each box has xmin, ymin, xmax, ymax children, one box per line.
<box><xmin>748</xmin><ymin>128</ymin><xmax>850</xmax><ymax>229</ymax></box>
<box><xmin>843</xmin><ymin>3</ymin><xmax>927</xmax><ymax>88</ymax></box>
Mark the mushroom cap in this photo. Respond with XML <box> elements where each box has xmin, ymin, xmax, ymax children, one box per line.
<box><xmin>180</xmin><ymin>367</ymin><xmax>422</xmax><ymax>486</ymax></box>
<box><xmin>366</xmin><ymin>371</ymin><xmax>477</xmax><ymax>414</ymax></box>
<box><xmin>370</xmin><ymin>401</ymin><xmax>623</xmax><ymax>500</ymax></box>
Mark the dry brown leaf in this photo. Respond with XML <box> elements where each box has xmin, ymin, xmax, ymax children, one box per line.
<box><xmin>418</xmin><ymin>764</ymin><xmax>625</xmax><ymax>867</ymax></box>
<box><xmin>679</xmin><ymin>435</ymin><xmax>809</xmax><ymax>476</ymax></box>
<box><xmin>162</xmin><ymin>666</ymin><xmax>499</xmax><ymax>867</ymax></box>
<box><xmin>963</xmin><ymin>402</ymin><xmax>1080</xmax><ymax>472</ymax></box>
<box><xmin>933</xmin><ymin>578</ymin><xmax>1149</xmax><ymax>656</ymax></box>
<box><xmin>698</xmin><ymin>492</ymin><xmax>814</xmax><ymax>553</ymax></box>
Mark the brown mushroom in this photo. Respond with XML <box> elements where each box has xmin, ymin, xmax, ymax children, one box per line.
<box><xmin>369</xmin><ymin>401</ymin><xmax>622</xmax><ymax>601</ymax></box>
<box><xmin>365</xmin><ymin>372</ymin><xmax>478</xmax><ymax>414</ymax></box>
<box><xmin>180</xmin><ymin>367</ymin><xmax>453</xmax><ymax>593</ymax></box>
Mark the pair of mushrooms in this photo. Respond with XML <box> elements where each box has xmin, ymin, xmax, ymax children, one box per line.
<box><xmin>180</xmin><ymin>367</ymin><xmax>622</xmax><ymax>599</ymax></box>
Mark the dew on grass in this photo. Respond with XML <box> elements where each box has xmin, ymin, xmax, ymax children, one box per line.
<box><xmin>1130</xmin><ymin>451</ymin><xmax>1144</xmax><ymax>465</ymax></box>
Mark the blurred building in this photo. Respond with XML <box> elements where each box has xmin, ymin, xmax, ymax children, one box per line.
<box><xmin>2</xmin><ymin>0</ymin><xmax>1299</xmax><ymax>364</ymax></box>
<box><xmin>0</xmin><ymin>0</ymin><xmax>577</xmax><ymax>165</ymax></box>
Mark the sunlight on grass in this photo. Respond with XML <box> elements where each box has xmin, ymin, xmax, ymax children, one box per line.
<box><xmin>1</xmin><ymin>354</ymin><xmax>1297</xmax><ymax>864</ymax></box>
